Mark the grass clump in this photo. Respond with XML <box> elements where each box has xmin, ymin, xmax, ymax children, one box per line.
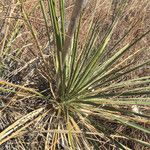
<box><xmin>0</xmin><ymin>0</ymin><xmax>150</xmax><ymax>149</ymax></box>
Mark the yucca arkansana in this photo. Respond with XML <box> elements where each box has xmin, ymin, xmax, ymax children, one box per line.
<box><xmin>0</xmin><ymin>0</ymin><xmax>150</xmax><ymax>149</ymax></box>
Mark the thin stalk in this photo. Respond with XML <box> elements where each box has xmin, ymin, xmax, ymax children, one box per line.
<box><xmin>62</xmin><ymin>0</ymin><xmax>84</xmax><ymax>65</ymax></box>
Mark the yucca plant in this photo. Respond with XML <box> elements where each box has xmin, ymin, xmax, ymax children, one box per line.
<box><xmin>0</xmin><ymin>0</ymin><xmax>150</xmax><ymax>149</ymax></box>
